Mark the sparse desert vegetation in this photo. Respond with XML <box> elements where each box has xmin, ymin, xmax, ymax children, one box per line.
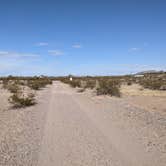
<box><xmin>1</xmin><ymin>73</ymin><xmax>165</xmax><ymax>104</ymax></box>
<box><xmin>1</xmin><ymin>1</ymin><xmax>166</xmax><ymax>165</ymax></box>
<box><xmin>0</xmin><ymin>72</ymin><xmax>166</xmax><ymax>166</ymax></box>
<box><xmin>9</xmin><ymin>92</ymin><xmax>36</xmax><ymax>108</ymax></box>
<box><xmin>58</xmin><ymin>72</ymin><xmax>166</xmax><ymax>97</ymax></box>
<box><xmin>27</xmin><ymin>78</ymin><xmax>52</xmax><ymax>90</ymax></box>
<box><xmin>0</xmin><ymin>76</ymin><xmax>53</xmax><ymax>108</ymax></box>
<box><xmin>96</xmin><ymin>79</ymin><xmax>121</xmax><ymax>97</ymax></box>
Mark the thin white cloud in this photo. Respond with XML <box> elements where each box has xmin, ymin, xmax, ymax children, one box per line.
<box><xmin>129</xmin><ymin>42</ymin><xmax>148</xmax><ymax>52</ymax></box>
<box><xmin>128</xmin><ymin>47</ymin><xmax>141</xmax><ymax>52</ymax></box>
<box><xmin>0</xmin><ymin>51</ymin><xmax>39</xmax><ymax>58</ymax></box>
<box><xmin>36</xmin><ymin>42</ymin><xmax>48</xmax><ymax>46</ymax></box>
<box><xmin>72</xmin><ymin>44</ymin><xmax>82</xmax><ymax>48</ymax></box>
<box><xmin>48</xmin><ymin>50</ymin><xmax>64</xmax><ymax>56</ymax></box>
<box><xmin>0</xmin><ymin>51</ymin><xmax>9</xmax><ymax>55</ymax></box>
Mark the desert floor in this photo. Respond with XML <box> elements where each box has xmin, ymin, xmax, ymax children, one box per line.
<box><xmin>0</xmin><ymin>81</ymin><xmax>166</xmax><ymax>166</ymax></box>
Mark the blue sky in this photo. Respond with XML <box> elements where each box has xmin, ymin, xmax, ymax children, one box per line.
<box><xmin>0</xmin><ymin>0</ymin><xmax>165</xmax><ymax>76</ymax></box>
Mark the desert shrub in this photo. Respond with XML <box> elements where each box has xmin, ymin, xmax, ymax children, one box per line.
<box><xmin>58</xmin><ymin>74</ymin><xmax>166</xmax><ymax>92</ymax></box>
<box><xmin>60</xmin><ymin>78</ymin><xmax>71</xmax><ymax>84</ymax></box>
<box><xmin>140</xmin><ymin>79</ymin><xmax>165</xmax><ymax>90</ymax></box>
<box><xmin>2</xmin><ymin>80</ymin><xmax>21</xmax><ymax>93</ymax></box>
<box><xmin>2</xmin><ymin>79</ymin><xmax>9</xmax><ymax>89</ymax></box>
<box><xmin>59</xmin><ymin>77</ymin><xmax>80</xmax><ymax>88</ymax></box>
<box><xmin>96</xmin><ymin>80</ymin><xmax>121</xmax><ymax>97</ymax></box>
<box><xmin>14</xmin><ymin>80</ymin><xmax>26</xmax><ymax>86</ymax></box>
<box><xmin>85</xmin><ymin>80</ymin><xmax>96</xmax><ymax>89</ymax></box>
<box><xmin>127</xmin><ymin>82</ymin><xmax>132</xmax><ymax>86</ymax></box>
<box><xmin>27</xmin><ymin>79</ymin><xmax>52</xmax><ymax>90</ymax></box>
<box><xmin>27</xmin><ymin>81</ymin><xmax>41</xmax><ymax>90</ymax></box>
<box><xmin>7</xmin><ymin>83</ymin><xmax>20</xmax><ymax>93</ymax></box>
<box><xmin>69</xmin><ymin>80</ymin><xmax>81</xmax><ymax>88</ymax></box>
<box><xmin>9</xmin><ymin>93</ymin><xmax>36</xmax><ymax>108</ymax></box>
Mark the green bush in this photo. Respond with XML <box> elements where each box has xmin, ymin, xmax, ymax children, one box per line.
<box><xmin>85</xmin><ymin>80</ymin><xmax>96</xmax><ymax>89</ymax></box>
<box><xmin>2</xmin><ymin>80</ymin><xmax>20</xmax><ymax>93</ymax></box>
<box><xmin>7</xmin><ymin>83</ymin><xmax>20</xmax><ymax>93</ymax></box>
<box><xmin>96</xmin><ymin>80</ymin><xmax>121</xmax><ymax>97</ymax></box>
<box><xmin>9</xmin><ymin>93</ymin><xmax>36</xmax><ymax>108</ymax></box>
<box><xmin>2</xmin><ymin>79</ymin><xmax>9</xmax><ymax>89</ymax></box>
<box><xmin>27</xmin><ymin>79</ymin><xmax>52</xmax><ymax>90</ymax></box>
<box><xmin>140</xmin><ymin>79</ymin><xmax>164</xmax><ymax>90</ymax></box>
<box><xmin>69</xmin><ymin>80</ymin><xmax>81</xmax><ymax>88</ymax></box>
<box><xmin>60</xmin><ymin>78</ymin><xmax>82</xmax><ymax>88</ymax></box>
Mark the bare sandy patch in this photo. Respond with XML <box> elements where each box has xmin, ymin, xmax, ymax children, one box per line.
<box><xmin>0</xmin><ymin>85</ymin><xmax>11</xmax><ymax>111</ymax></box>
<box><xmin>120</xmin><ymin>84</ymin><xmax>166</xmax><ymax>114</ymax></box>
<box><xmin>0</xmin><ymin>83</ymin><xmax>51</xmax><ymax>165</ymax></box>
<box><xmin>121</xmin><ymin>84</ymin><xmax>166</xmax><ymax>97</ymax></box>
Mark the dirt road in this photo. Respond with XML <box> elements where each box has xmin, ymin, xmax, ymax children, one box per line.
<box><xmin>1</xmin><ymin>81</ymin><xmax>165</xmax><ymax>166</ymax></box>
<box><xmin>37</xmin><ymin>81</ymin><xmax>166</xmax><ymax>166</ymax></box>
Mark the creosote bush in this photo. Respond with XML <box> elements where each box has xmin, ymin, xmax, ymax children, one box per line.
<box><xmin>9</xmin><ymin>93</ymin><xmax>36</xmax><ymax>108</ymax></box>
<box><xmin>85</xmin><ymin>80</ymin><xmax>96</xmax><ymax>89</ymax></box>
<box><xmin>69</xmin><ymin>80</ymin><xmax>81</xmax><ymax>88</ymax></box>
<box><xmin>2</xmin><ymin>80</ymin><xmax>20</xmax><ymax>93</ymax></box>
<box><xmin>60</xmin><ymin>77</ymin><xmax>81</xmax><ymax>88</ymax></box>
<box><xmin>2</xmin><ymin>79</ymin><xmax>9</xmax><ymax>89</ymax></box>
<box><xmin>7</xmin><ymin>83</ymin><xmax>20</xmax><ymax>93</ymax></box>
<box><xmin>140</xmin><ymin>79</ymin><xmax>165</xmax><ymax>90</ymax></box>
<box><xmin>59</xmin><ymin>77</ymin><xmax>121</xmax><ymax>97</ymax></box>
<box><xmin>96</xmin><ymin>79</ymin><xmax>121</xmax><ymax>97</ymax></box>
<box><xmin>27</xmin><ymin>79</ymin><xmax>52</xmax><ymax>90</ymax></box>
<box><xmin>0</xmin><ymin>76</ymin><xmax>53</xmax><ymax>108</ymax></box>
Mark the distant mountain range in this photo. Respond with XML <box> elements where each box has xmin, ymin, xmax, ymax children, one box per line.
<box><xmin>135</xmin><ymin>70</ymin><xmax>165</xmax><ymax>75</ymax></box>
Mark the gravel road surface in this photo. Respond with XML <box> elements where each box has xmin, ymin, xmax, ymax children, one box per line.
<box><xmin>1</xmin><ymin>81</ymin><xmax>166</xmax><ymax>166</ymax></box>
